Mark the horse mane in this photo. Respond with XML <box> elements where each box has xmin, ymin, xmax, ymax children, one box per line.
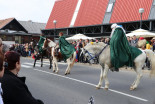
<box><xmin>138</xmin><ymin>39</ymin><xmax>146</xmax><ymax>48</ymax></box>
<box><xmin>44</xmin><ymin>39</ymin><xmax>56</xmax><ymax>48</ymax></box>
<box><xmin>85</xmin><ymin>42</ymin><xmax>107</xmax><ymax>49</ymax></box>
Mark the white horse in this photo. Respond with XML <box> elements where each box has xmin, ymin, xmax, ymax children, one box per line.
<box><xmin>43</xmin><ymin>39</ymin><xmax>76</xmax><ymax>75</ymax></box>
<box><xmin>82</xmin><ymin>42</ymin><xmax>155</xmax><ymax>90</ymax></box>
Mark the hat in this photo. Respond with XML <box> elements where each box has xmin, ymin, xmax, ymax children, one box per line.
<box><xmin>111</xmin><ymin>23</ymin><xmax>117</xmax><ymax>29</ymax></box>
<box><xmin>139</xmin><ymin>37</ymin><xmax>144</xmax><ymax>40</ymax></box>
<box><xmin>152</xmin><ymin>37</ymin><xmax>155</xmax><ymax>40</ymax></box>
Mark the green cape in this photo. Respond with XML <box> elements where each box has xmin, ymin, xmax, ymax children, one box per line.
<box><xmin>59</xmin><ymin>36</ymin><xmax>75</xmax><ymax>61</ymax></box>
<box><xmin>110</xmin><ymin>28</ymin><xmax>142</xmax><ymax>68</ymax></box>
<box><xmin>38</xmin><ymin>36</ymin><xmax>46</xmax><ymax>52</ymax></box>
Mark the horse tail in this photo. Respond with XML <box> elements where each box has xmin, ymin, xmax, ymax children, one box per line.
<box><xmin>144</xmin><ymin>49</ymin><xmax>155</xmax><ymax>77</ymax></box>
<box><xmin>70</xmin><ymin>51</ymin><xmax>76</xmax><ymax>69</ymax></box>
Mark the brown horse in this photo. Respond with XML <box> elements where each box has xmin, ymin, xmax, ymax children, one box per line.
<box><xmin>43</xmin><ymin>38</ymin><xmax>76</xmax><ymax>75</ymax></box>
<box><xmin>33</xmin><ymin>42</ymin><xmax>52</xmax><ymax>69</ymax></box>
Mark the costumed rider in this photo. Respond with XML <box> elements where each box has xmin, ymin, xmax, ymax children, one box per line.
<box><xmin>110</xmin><ymin>24</ymin><xmax>142</xmax><ymax>72</ymax></box>
<box><xmin>37</xmin><ymin>34</ymin><xmax>46</xmax><ymax>53</ymax></box>
<box><xmin>59</xmin><ymin>32</ymin><xmax>75</xmax><ymax>62</ymax></box>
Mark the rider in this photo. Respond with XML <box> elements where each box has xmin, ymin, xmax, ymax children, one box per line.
<box><xmin>58</xmin><ymin>32</ymin><xmax>75</xmax><ymax>62</ymax></box>
<box><xmin>38</xmin><ymin>34</ymin><xmax>46</xmax><ymax>53</ymax></box>
<box><xmin>110</xmin><ymin>24</ymin><xmax>142</xmax><ymax>72</ymax></box>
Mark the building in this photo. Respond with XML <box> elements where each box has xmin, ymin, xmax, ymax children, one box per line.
<box><xmin>0</xmin><ymin>18</ymin><xmax>46</xmax><ymax>44</ymax></box>
<box><xmin>42</xmin><ymin>0</ymin><xmax>155</xmax><ymax>38</ymax></box>
<box><xmin>19</xmin><ymin>20</ymin><xmax>46</xmax><ymax>42</ymax></box>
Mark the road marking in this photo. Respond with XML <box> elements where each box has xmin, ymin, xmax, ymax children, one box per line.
<box><xmin>33</xmin><ymin>69</ymin><xmax>148</xmax><ymax>102</ymax></box>
<box><xmin>24</xmin><ymin>62</ymin><xmax>67</xmax><ymax>65</ymax></box>
<box><xmin>21</xmin><ymin>65</ymin><xmax>31</xmax><ymax>68</ymax></box>
<box><xmin>24</xmin><ymin>62</ymin><xmax>49</xmax><ymax>66</ymax></box>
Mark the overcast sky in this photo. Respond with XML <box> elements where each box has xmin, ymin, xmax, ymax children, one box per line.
<box><xmin>0</xmin><ymin>0</ymin><xmax>55</xmax><ymax>23</ymax></box>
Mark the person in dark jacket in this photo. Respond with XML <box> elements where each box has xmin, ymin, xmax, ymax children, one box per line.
<box><xmin>1</xmin><ymin>51</ymin><xmax>44</xmax><ymax>104</ymax></box>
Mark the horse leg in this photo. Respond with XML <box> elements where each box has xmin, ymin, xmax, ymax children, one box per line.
<box><xmin>96</xmin><ymin>65</ymin><xmax>104</xmax><ymax>89</ymax></box>
<box><xmin>55</xmin><ymin>58</ymin><xmax>59</xmax><ymax>74</ymax></box>
<box><xmin>96</xmin><ymin>64</ymin><xmax>109</xmax><ymax>90</ymax></box>
<box><xmin>41</xmin><ymin>54</ymin><xmax>43</xmax><ymax>67</ymax></box>
<box><xmin>65</xmin><ymin>59</ymin><xmax>71</xmax><ymax>75</ymax></box>
<box><xmin>33</xmin><ymin>54</ymin><xmax>39</xmax><ymax>67</ymax></box>
<box><xmin>52</xmin><ymin>58</ymin><xmax>56</xmax><ymax>73</ymax></box>
<box><xmin>103</xmin><ymin>64</ymin><xmax>110</xmax><ymax>90</ymax></box>
<box><xmin>49</xmin><ymin>55</ymin><xmax>52</xmax><ymax>69</ymax></box>
<box><xmin>130</xmin><ymin>65</ymin><xmax>143</xmax><ymax>90</ymax></box>
<box><xmin>67</xmin><ymin>52</ymin><xmax>76</xmax><ymax>74</ymax></box>
<box><xmin>33</xmin><ymin>59</ymin><xmax>37</xmax><ymax>67</ymax></box>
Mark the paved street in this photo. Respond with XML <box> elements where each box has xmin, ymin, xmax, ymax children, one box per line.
<box><xmin>19</xmin><ymin>57</ymin><xmax>155</xmax><ymax>104</ymax></box>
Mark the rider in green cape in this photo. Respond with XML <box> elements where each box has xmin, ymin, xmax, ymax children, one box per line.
<box><xmin>110</xmin><ymin>24</ymin><xmax>142</xmax><ymax>71</ymax></box>
<box><xmin>38</xmin><ymin>34</ymin><xmax>46</xmax><ymax>53</ymax></box>
<box><xmin>59</xmin><ymin>32</ymin><xmax>75</xmax><ymax>61</ymax></box>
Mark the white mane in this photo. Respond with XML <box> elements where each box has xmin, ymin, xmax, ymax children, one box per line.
<box><xmin>85</xmin><ymin>42</ymin><xmax>107</xmax><ymax>50</ymax></box>
<box><xmin>48</xmin><ymin>40</ymin><xmax>56</xmax><ymax>47</ymax></box>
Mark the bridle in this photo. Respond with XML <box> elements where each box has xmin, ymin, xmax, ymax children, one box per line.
<box><xmin>83</xmin><ymin>44</ymin><xmax>108</xmax><ymax>62</ymax></box>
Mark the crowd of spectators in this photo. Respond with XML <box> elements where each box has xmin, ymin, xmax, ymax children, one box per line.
<box><xmin>127</xmin><ymin>35</ymin><xmax>155</xmax><ymax>51</ymax></box>
<box><xmin>9</xmin><ymin>42</ymin><xmax>35</xmax><ymax>57</ymax></box>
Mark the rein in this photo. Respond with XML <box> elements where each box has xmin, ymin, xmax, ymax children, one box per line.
<box><xmin>84</xmin><ymin>44</ymin><xmax>108</xmax><ymax>61</ymax></box>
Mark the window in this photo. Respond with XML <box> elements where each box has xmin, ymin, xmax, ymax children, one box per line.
<box><xmin>106</xmin><ymin>3</ymin><xmax>114</xmax><ymax>13</ymax></box>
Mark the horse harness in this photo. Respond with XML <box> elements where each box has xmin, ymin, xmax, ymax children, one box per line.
<box><xmin>84</xmin><ymin>44</ymin><xmax>108</xmax><ymax>62</ymax></box>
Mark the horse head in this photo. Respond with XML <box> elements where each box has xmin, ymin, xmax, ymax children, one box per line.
<box><xmin>43</xmin><ymin>38</ymin><xmax>49</xmax><ymax>49</ymax></box>
<box><xmin>81</xmin><ymin>47</ymin><xmax>95</xmax><ymax>64</ymax></box>
<box><xmin>82</xmin><ymin>42</ymin><xmax>107</xmax><ymax>64</ymax></box>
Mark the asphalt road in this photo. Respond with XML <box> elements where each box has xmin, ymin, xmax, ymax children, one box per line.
<box><xmin>19</xmin><ymin>57</ymin><xmax>155</xmax><ymax>104</ymax></box>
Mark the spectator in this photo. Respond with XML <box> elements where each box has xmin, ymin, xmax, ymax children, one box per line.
<box><xmin>127</xmin><ymin>36</ymin><xmax>131</xmax><ymax>45</ymax></box>
<box><xmin>146</xmin><ymin>40</ymin><xmax>152</xmax><ymax>50</ymax></box>
<box><xmin>105</xmin><ymin>38</ymin><xmax>110</xmax><ymax>45</ymax></box>
<box><xmin>0</xmin><ymin>38</ymin><xmax>4</xmax><ymax>104</ymax></box>
<box><xmin>25</xmin><ymin>43</ymin><xmax>29</xmax><ymax>57</ymax></box>
<box><xmin>1</xmin><ymin>51</ymin><xmax>44</xmax><ymax>104</ymax></box>
<box><xmin>131</xmin><ymin>35</ymin><xmax>138</xmax><ymax>47</ymax></box>
<box><xmin>153</xmin><ymin>37</ymin><xmax>155</xmax><ymax>52</ymax></box>
<box><xmin>85</xmin><ymin>39</ymin><xmax>89</xmax><ymax>45</ymax></box>
<box><xmin>100</xmin><ymin>37</ymin><xmax>105</xmax><ymax>43</ymax></box>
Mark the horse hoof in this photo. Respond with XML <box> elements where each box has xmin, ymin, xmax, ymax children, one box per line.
<box><xmin>65</xmin><ymin>73</ymin><xmax>67</xmax><ymax>75</ymax></box>
<box><xmin>53</xmin><ymin>70</ymin><xmax>55</xmax><ymax>73</ymax></box>
<box><xmin>96</xmin><ymin>86</ymin><xmax>101</xmax><ymax>89</ymax></box>
<box><xmin>104</xmin><ymin>88</ymin><xmax>109</xmax><ymax>91</ymax></box>
<box><xmin>130</xmin><ymin>87</ymin><xmax>136</xmax><ymax>91</ymax></box>
<box><xmin>56</xmin><ymin>71</ymin><xmax>59</xmax><ymax>74</ymax></box>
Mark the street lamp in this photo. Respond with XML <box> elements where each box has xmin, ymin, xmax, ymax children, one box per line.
<box><xmin>139</xmin><ymin>8</ymin><xmax>144</xmax><ymax>29</ymax></box>
<box><xmin>53</xmin><ymin>20</ymin><xmax>57</xmax><ymax>41</ymax></box>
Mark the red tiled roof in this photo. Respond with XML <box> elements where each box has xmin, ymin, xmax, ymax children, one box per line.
<box><xmin>0</xmin><ymin>18</ymin><xmax>15</xmax><ymax>29</ymax></box>
<box><xmin>45</xmin><ymin>0</ymin><xmax>78</xmax><ymax>29</ymax></box>
<box><xmin>110</xmin><ymin>0</ymin><xmax>153</xmax><ymax>23</ymax></box>
<box><xmin>74</xmin><ymin>0</ymin><xmax>109</xmax><ymax>26</ymax></box>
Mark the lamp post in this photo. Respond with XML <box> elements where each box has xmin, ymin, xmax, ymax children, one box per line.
<box><xmin>139</xmin><ymin>8</ymin><xmax>144</xmax><ymax>29</ymax></box>
<box><xmin>53</xmin><ymin>20</ymin><xmax>57</xmax><ymax>41</ymax></box>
